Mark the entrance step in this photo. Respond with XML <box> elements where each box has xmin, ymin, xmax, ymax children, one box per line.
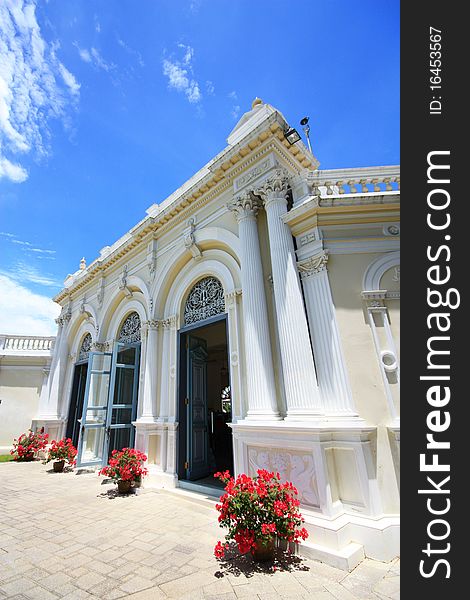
<box><xmin>299</xmin><ymin>540</ymin><xmax>364</xmax><ymax>571</ymax></box>
<box><xmin>177</xmin><ymin>479</ymin><xmax>223</xmax><ymax>499</ymax></box>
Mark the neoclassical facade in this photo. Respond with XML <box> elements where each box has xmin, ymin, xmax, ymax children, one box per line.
<box><xmin>34</xmin><ymin>99</ymin><xmax>400</xmax><ymax>569</ymax></box>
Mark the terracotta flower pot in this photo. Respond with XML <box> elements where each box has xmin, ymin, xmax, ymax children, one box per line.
<box><xmin>53</xmin><ymin>460</ymin><xmax>65</xmax><ymax>473</ymax></box>
<box><xmin>252</xmin><ymin>536</ymin><xmax>276</xmax><ymax>562</ymax></box>
<box><xmin>117</xmin><ymin>479</ymin><xmax>132</xmax><ymax>494</ymax></box>
<box><xmin>20</xmin><ymin>453</ymin><xmax>35</xmax><ymax>461</ymax></box>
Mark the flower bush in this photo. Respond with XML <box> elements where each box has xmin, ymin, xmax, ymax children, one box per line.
<box><xmin>99</xmin><ymin>448</ymin><xmax>148</xmax><ymax>483</ymax></box>
<box><xmin>213</xmin><ymin>469</ymin><xmax>309</xmax><ymax>559</ymax></box>
<box><xmin>10</xmin><ymin>429</ymin><xmax>49</xmax><ymax>461</ymax></box>
<box><xmin>46</xmin><ymin>438</ymin><xmax>78</xmax><ymax>466</ymax></box>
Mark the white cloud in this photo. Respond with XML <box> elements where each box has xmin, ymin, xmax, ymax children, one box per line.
<box><xmin>206</xmin><ymin>80</ymin><xmax>215</xmax><ymax>95</ymax></box>
<box><xmin>228</xmin><ymin>91</ymin><xmax>240</xmax><ymax>119</ymax></box>
<box><xmin>231</xmin><ymin>105</ymin><xmax>241</xmax><ymax>119</ymax></box>
<box><xmin>75</xmin><ymin>42</ymin><xmax>115</xmax><ymax>73</ymax></box>
<box><xmin>58</xmin><ymin>63</ymin><xmax>80</xmax><ymax>97</ymax></box>
<box><xmin>178</xmin><ymin>43</ymin><xmax>193</xmax><ymax>66</ymax></box>
<box><xmin>0</xmin><ymin>0</ymin><xmax>80</xmax><ymax>183</ymax></box>
<box><xmin>1</xmin><ymin>262</ymin><xmax>61</xmax><ymax>288</ymax></box>
<box><xmin>117</xmin><ymin>36</ymin><xmax>145</xmax><ymax>67</ymax></box>
<box><xmin>0</xmin><ymin>274</ymin><xmax>60</xmax><ymax>336</ymax></box>
<box><xmin>75</xmin><ymin>44</ymin><xmax>91</xmax><ymax>63</ymax></box>
<box><xmin>162</xmin><ymin>45</ymin><xmax>202</xmax><ymax>104</ymax></box>
<box><xmin>0</xmin><ymin>157</ymin><xmax>28</xmax><ymax>183</ymax></box>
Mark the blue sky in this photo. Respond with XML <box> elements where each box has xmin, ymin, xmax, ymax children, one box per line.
<box><xmin>0</xmin><ymin>0</ymin><xmax>399</xmax><ymax>335</ymax></box>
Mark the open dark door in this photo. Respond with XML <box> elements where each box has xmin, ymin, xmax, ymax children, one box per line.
<box><xmin>186</xmin><ymin>336</ymin><xmax>209</xmax><ymax>480</ymax></box>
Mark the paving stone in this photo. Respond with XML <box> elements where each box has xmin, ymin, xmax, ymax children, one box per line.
<box><xmin>0</xmin><ymin>461</ymin><xmax>399</xmax><ymax>600</ymax></box>
<box><xmin>23</xmin><ymin>585</ymin><xmax>60</xmax><ymax>599</ymax></box>
<box><xmin>373</xmin><ymin>575</ymin><xmax>400</xmax><ymax>600</ymax></box>
<box><xmin>40</xmin><ymin>573</ymin><xmax>73</xmax><ymax>591</ymax></box>
<box><xmin>74</xmin><ymin>571</ymin><xmax>106</xmax><ymax>591</ymax></box>
<box><xmin>0</xmin><ymin>578</ymin><xmax>36</xmax><ymax>596</ymax></box>
<box><xmin>323</xmin><ymin>582</ymin><xmax>362</xmax><ymax>600</ymax></box>
<box><xmin>118</xmin><ymin>576</ymin><xmax>155</xmax><ymax>594</ymax></box>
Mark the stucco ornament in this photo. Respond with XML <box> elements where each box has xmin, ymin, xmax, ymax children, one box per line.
<box><xmin>78</xmin><ymin>333</ymin><xmax>92</xmax><ymax>362</ymax></box>
<box><xmin>248</xmin><ymin>447</ymin><xmax>320</xmax><ymax>507</ymax></box>
<box><xmin>226</xmin><ymin>191</ymin><xmax>262</xmax><ymax>222</ymax></box>
<box><xmin>118</xmin><ymin>312</ymin><xmax>142</xmax><ymax>343</ymax></box>
<box><xmin>184</xmin><ymin>276</ymin><xmax>225</xmax><ymax>326</ymax></box>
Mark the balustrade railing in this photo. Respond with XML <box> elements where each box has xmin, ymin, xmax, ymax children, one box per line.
<box><xmin>0</xmin><ymin>335</ymin><xmax>55</xmax><ymax>352</ymax></box>
<box><xmin>306</xmin><ymin>166</ymin><xmax>400</xmax><ymax>197</ymax></box>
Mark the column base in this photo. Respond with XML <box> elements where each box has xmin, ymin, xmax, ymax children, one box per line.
<box><xmin>31</xmin><ymin>418</ymin><xmax>65</xmax><ymax>441</ymax></box>
<box><xmin>244</xmin><ymin>411</ymin><xmax>283</xmax><ymax>422</ymax></box>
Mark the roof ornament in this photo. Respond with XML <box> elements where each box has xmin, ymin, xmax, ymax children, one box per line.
<box><xmin>79</xmin><ymin>257</ymin><xmax>86</xmax><ymax>271</ymax></box>
<box><xmin>251</xmin><ymin>97</ymin><xmax>263</xmax><ymax>109</ymax></box>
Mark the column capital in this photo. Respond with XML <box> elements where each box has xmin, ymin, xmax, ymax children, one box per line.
<box><xmin>227</xmin><ymin>191</ymin><xmax>262</xmax><ymax>223</ymax></box>
<box><xmin>298</xmin><ymin>251</ymin><xmax>329</xmax><ymax>279</ymax></box>
<box><xmin>160</xmin><ymin>315</ymin><xmax>178</xmax><ymax>329</ymax></box>
<box><xmin>144</xmin><ymin>320</ymin><xmax>160</xmax><ymax>330</ymax></box>
<box><xmin>55</xmin><ymin>307</ymin><xmax>72</xmax><ymax>327</ymax></box>
<box><xmin>256</xmin><ymin>167</ymin><xmax>290</xmax><ymax>207</ymax></box>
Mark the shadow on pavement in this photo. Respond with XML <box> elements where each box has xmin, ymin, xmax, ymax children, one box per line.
<box><xmin>97</xmin><ymin>488</ymin><xmax>138</xmax><ymax>500</ymax></box>
<box><xmin>214</xmin><ymin>543</ymin><xmax>310</xmax><ymax>578</ymax></box>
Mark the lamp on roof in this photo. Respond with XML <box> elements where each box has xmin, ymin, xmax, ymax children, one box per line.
<box><xmin>284</xmin><ymin>127</ymin><xmax>301</xmax><ymax>145</ymax></box>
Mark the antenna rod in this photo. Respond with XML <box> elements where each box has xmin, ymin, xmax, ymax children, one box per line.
<box><xmin>300</xmin><ymin>116</ymin><xmax>312</xmax><ymax>154</ymax></box>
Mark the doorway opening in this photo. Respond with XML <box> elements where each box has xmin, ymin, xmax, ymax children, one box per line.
<box><xmin>178</xmin><ymin>315</ymin><xmax>233</xmax><ymax>490</ymax></box>
<box><xmin>66</xmin><ymin>361</ymin><xmax>88</xmax><ymax>448</ymax></box>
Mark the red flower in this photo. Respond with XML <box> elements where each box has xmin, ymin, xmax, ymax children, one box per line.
<box><xmin>213</xmin><ymin>469</ymin><xmax>309</xmax><ymax>563</ymax></box>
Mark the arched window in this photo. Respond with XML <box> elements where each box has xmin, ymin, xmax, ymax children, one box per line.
<box><xmin>184</xmin><ymin>276</ymin><xmax>225</xmax><ymax>325</ymax></box>
<box><xmin>118</xmin><ymin>312</ymin><xmax>141</xmax><ymax>343</ymax></box>
<box><xmin>78</xmin><ymin>333</ymin><xmax>92</xmax><ymax>362</ymax></box>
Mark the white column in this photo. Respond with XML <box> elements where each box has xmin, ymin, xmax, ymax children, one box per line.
<box><xmin>227</xmin><ymin>193</ymin><xmax>280</xmax><ymax>420</ymax></box>
<box><xmin>158</xmin><ymin>316</ymin><xmax>174</xmax><ymax>421</ymax></box>
<box><xmin>41</xmin><ymin>313</ymin><xmax>70</xmax><ymax>419</ymax></box>
<box><xmin>299</xmin><ymin>252</ymin><xmax>357</xmax><ymax>415</ymax></box>
<box><xmin>258</xmin><ymin>171</ymin><xmax>322</xmax><ymax>418</ymax></box>
<box><xmin>139</xmin><ymin>320</ymin><xmax>159</xmax><ymax>421</ymax></box>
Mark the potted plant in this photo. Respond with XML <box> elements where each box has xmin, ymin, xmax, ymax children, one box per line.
<box><xmin>46</xmin><ymin>438</ymin><xmax>78</xmax><ymax>472</ymax></box>
<box><xmin>10</xmin><ymin>429</ymin><xmax>49</xmax><ymax>462</ymax></box>
<box><xmin>213</xmin><ymin>469</ymin><xmax>309</xmax><ymax>562</ymax></box>
<box><xmin>99</xmin><ymin>448</ymin><xmax>148</xmax><ymax>494</ymax></box>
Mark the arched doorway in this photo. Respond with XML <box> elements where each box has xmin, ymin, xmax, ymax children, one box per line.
<box><xmin>178</xmin><ymin>277</ymin><xmax>233</xmax><ymax>486</ymax></box>
<box><xmin>76</xmin><ymin>312</ymin><xmax>141</xmax><ymax>467</ymax></box>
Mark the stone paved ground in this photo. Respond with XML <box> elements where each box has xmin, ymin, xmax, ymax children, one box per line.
<box><xmin>0</xmin><ymin>461</ymin><xmax>399</xmax><ymax>599</ymax></box>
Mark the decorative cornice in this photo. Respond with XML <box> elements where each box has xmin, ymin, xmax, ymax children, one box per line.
<box><xmin>53</xmin><ymin>130</ymin><xmax>317</xmax><ymax>304</ymax></box>
<box><xmin>297</xmin><ymin>251</ymin><xmax>329</xmax><ymax>279</ymax></box>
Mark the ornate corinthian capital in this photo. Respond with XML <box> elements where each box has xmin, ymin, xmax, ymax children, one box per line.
<box><xmin>298</xmin><ymin>251</ymin><xmax>329</xmax><ymax>279</ymax></box>
<box><xmin>227</xmin><ymin>191</ymin><xmax>262</xmax><ymax>222</ymax></box>
<box><xmin>256</xmin><ymin>168</ymin><xmax>290</xmax><ymax>204</ymax></box>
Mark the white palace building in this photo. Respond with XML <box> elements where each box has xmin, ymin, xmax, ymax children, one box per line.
<box><xmin>5</xmin><ymin>99</ymin><xmax>400</xmax><ymax>568</ymax></box>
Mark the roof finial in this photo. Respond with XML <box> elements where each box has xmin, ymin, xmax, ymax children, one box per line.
<box><xmin>251</xmin><ymin>97</ymin><xmax>263</xmax><ymax>109</ymax></box>
<box><xmin>80</xmin><ymin>257</ymin><xmax>86</xmax><ymax>271</ymax></box>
